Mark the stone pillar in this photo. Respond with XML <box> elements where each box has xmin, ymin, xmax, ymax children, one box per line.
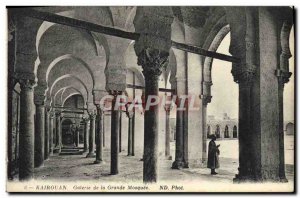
<box><xmin>277</xmin><ymin>70</ymin><xmax>291</xmax><ymax>182</ymax></box>
<box><xmin>110</xmin><ymin>91</ymin><xmax>121</xmax><ymax>175</ymax></box>
<box><xmin>164</xmin><ymin>104</ymin><xmax>172</xmax><ymax>160</ymax></box>
<box><xmin>18</xmin><ymin>77</ymin><xmax>36</xmax><ymax>180</ymax></box>
<box><xmin>103</xmin><ymin>114</ymin><xmax>105</xmax><ymax>148</ymax></box>
<box><xmin>86</xmin><ymin>113</ymin><xmax>96</xmax><ymax>158</ymax></box>
<box><xmin>126</xmin><ymin>110</ymin><xmax>134</xmax><ymax>156</ymax></box>
<box><xmin>75</xmin><ymin>126</ymin><xmax>79</xmax><ymax>147</ymax></box>
<box><xmin>83</xmin><ymin>117</ymin><xmax>89</xmax><ymax>153</ymax></box>
<box><xmin>200</xmin><ymin>93</ymin><xmax>212</xmax><ymax>165</ymax></box>
<box><xmin>49</xmin><ymin>112</ymin><xmax>54</xmax><ymax>156</ymax></box>
<box><xmin>54</xmin><ymin>112</ymin><xmax>62</xmax><ymax>153</ymax></box>
<box><xmin>44</xmin><ymin>108</ymin><xmax>49</xmax><ymax>160</ymax></box>
<box><xmin>139</xmin><ymin>51</ymin><xmax>168</xmax><ymax>182</ymax></box>
<box><xmin>172</xmin><ymin>105</ymin><xmax>184</xmax><ymax>169</ymax></box>
<box><xmin>134</xmin><ymin>6</ymin><xmax>173</xmax><ymax>183</ymax></box>
<box><xmin>95</xmin><ymin>105</ymin><xmax>104</xmax><ymax>164</ymax></box>
<box><xmin>34</xmin><ymin>101</ymin><xmax>45</xmax><ymax>168</ymax></box>
<box><xmin>119</xmin><ymin>112</ymin><xmax>122</xmax><ymax>153</ymax></box>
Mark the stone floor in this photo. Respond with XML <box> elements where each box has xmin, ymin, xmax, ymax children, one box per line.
<box><xmin>34</xmin><ymin>140</ymin><xmax>294</xmax><ymax>184</ymax></box>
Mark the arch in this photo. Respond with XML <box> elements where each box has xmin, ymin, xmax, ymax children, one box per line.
<box><xmin>203</xmin><ymin>24</ymin><xmax>230</xmax><ymax>83</ymax></box>
<box><xmin>61</xmin><ymin>118</ymin><xmax>76</xmax><ymax>146</ymax></box>
<box><xmin>53</xmin><ymin>88</ymin><xmax>65</xmax><ymax>106</ymax></box>
<box><xmin>48</xmin><ymin>75</ymin><xmax>90</xmax><ymax>106</ymax></box>
<box><xmin>224</xmin><ymin>125</ymin><xmax>229</xmax><ymax>138</ymax></box>
<box><xmin>45</xmin><ymin>54</ymin><xmax>95</xmax><ymax>86</ymax></box>
<box><xmin>233</xmin><ymin>125</ymin><xmax>238</xmax><ymax>138</ymax></box>
<box><xmin>63</xmin><ymin>93</ymin><xmax>84</xmax><ymax>107</ymax></box>
<box><xmin>124</xmin><ymin>6</ymin><xmax>137</xmax><ymax>31</ymax></box>
<box><xmin>286</xmin><ymin>122</ymin><xmax>294</xmax><ymax>136</ymax></box>
<box><xmin>35</xmin><ymin>10</ymin><xmax>75</xmax><ymax>55</ymax></box>
<box><xmin>215</xmin><ymin>125</ymin><xmax>220</xmax><ymax>138</ymax></box>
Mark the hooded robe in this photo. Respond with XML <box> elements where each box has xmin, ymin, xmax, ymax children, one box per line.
<box><xmin>207</xmin><ymin>140</ymin><xmax>220</xmax><ymax>169</ymax></box>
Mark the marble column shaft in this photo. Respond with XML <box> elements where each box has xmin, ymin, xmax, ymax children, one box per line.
<box><xmin>83</xmin><ymin>118</ymin><xmax>89</xmax><ymax>152</ymax></box>
<box><xmin>44</xmin><ymin>110</ymin><xmax>49</xmax><ymax>160</ymax></box>
<box><xmin>111</xmin><ymin>93</ymin><xmax>120</xmax><ymax>175</ymax></box>
<box><xmin>49</xmin><ymin>113</ymin><xmax>54</xmax><ymax>156</ymax></box>
<box><xmin>86</xmin><ymin>114</ymin><xmax>96</xmax><ymax>157</ymax></box>
<box><xmin>54</xmin><ymin>112</ymin><xmax>62</xmax><ymax>153</ymax></box>
<box><xmin>18</xmin><ymin>79</ymin><xmax>35</xmax><ymax>180</ymax></box>
<box><xmin>34</xmin><ymin>104</ymin><xmax>45</xmax><ymax>168</ymax></box>
<box><xmin>95</xmin><ymin>106</ymin><xmax>103</xmax><ymax>164</ymax></box>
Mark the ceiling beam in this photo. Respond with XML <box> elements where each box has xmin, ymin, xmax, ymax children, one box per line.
<box><xmin>15</xmin><ymin>8</ymin><xmax>240</xmax><ymax>63</ymax></box>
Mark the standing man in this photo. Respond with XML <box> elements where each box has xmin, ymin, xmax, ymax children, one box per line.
<box><xmin>207</xmin><ymin>134</ymin><xmax>220</xmax><ymax>175</ymax></box>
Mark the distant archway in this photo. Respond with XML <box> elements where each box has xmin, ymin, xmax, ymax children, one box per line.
<box><xmin>215</xmin><ymin>125</ymin><xmax>220</xmax><ymax>138</ymax></box>
<box><xmin>224</xmin><ymin>125</ymin><xmax>229</xmax><ymax>138</ymax></box>
<box><xmin>233</xmin><ymin>125</ymin><xmax>237</xmax><ymax>138</ymax></box>
<box><xmin>286</xmin><ymin>122</ymin><xmax>294</xmax><ymax>136</ymax></box>
<box><xmin>61</xmin><ymin>119</ymin><xmax>75</xmax><ymax>146</ymax></box>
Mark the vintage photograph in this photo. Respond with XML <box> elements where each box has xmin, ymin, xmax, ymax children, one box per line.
<box><xmin>6</xmin><ymin>6</ymin><xmax>295</xmax><ymax>193</ymax></box>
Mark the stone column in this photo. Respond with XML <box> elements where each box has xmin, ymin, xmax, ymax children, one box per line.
<box><xmin>75</xmin><ymin>126</ymin><xmax>79</xmax><ymax>147</ymax></box>
<box><xmin>126</xmin><ymin>110</ymin><xmax>134</xmax><ymax>156</ymax></box>
<box><xmin>86</xmin><ymin>113</ymin><xmax>96</xmax><ymax>158</ymax></box>
<box><xmin>95</xmin><ymin>105</ymin><xmax>104</xmax><ymax>164</ymax></box>
<box><xmin>49</xmin><ymin>112</ymin><xmax>54</xmax><ymax>156</ymax></box>
<box><xmin>54</xmin><ymin>112</ymin><xmax>62</xmax><ymax>153</ymax></box>
<box><xmin>134</xmin><ymin>7</ymin><xmax>173</xmax><ymax>183</ymax></box>
<box><xmin>277</xmin><ymin>70</ymin><xmax>291</xmax><ymax>182</ymax></box>
<box><xmin>18</xmin><ymin>77</ymin><xmax>36</xmax><ymax>180</ymax></box>
<box><xmin>139</xmin><ymin>51</ymin><xmax>167</xmax><ymax>182</ymax></box>
<box><xmin>172</xmin><ymin>105</ymin><xmax>184</xmax><ymax>169</ymax></box>
<box><xmin>276</xmin><ymin>20</ymin><xmax>292</xmax><ymax>182</ymax></box>
<box><xmin>164</xmin><ymin>104</ymin><xmax>172</xmax><ymax>160</ymax></box>
<box><xmin>44</xmin><ymin>108</ymin><xmax>49</xmax><ymax>160</ymax></box>
<box><xmin>83</xmin><ymin>117</ymin><xmax>89</xmax><ymax>153</ymax></box>
<box><xmin>110</xmin><ymin>91</ymin><xmax>121</xmax><ymax>175</ymax></box>
<box><xmin>103</xmin><ymin>114</ymin><xmax>105</xmax><ymax>148</ymax></box>
<box><xmin>200</xmin><ymin>93</ymin><xmax>212</xmax><ymax>165</ymax></box>
<box><xmin>34</xmin><ymin>101</ymin><xmax>45</xmax><ymax>168</ymax></box>
<box><xmin>119</xmin><ymin>112</ymin><xmax>122</xmax><ymax>153</ymax></box>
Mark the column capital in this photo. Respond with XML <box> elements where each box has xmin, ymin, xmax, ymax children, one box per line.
<box><xmin>55</xmin><ymin>111</ymin><xmax>62</xmax><ymax>117</ymax></box>
<box><xmin>164</xmin><ymin>104</ymin><xmax>173</xmax><ymax>112</ymax></box>
<box><xmin>49</xmin><ymin>111</ymin><xmax>55</xmax><ymax>119</ymax></box>
<box><xmin>275</xmin><ymin>69</ymin><xmax>292</xmax><ymax>85</ymax></box>
<box><xmin>125</xmin><ymin>110</ymin><xmax>134</xmax><ymax>119</ymax></box>
<box><xmin>89</xmin><ymin>113</ymin><xmax>97</xmax><ymax>120</ymax></box>
<box><xmin>137</xmin><ymin>48</ymin><xmax>169</xmax><ymax>81</ymax></box>
<box><xmin>15</xmin><ymin>72</ymin><xmax>36</xmax><ymax>90</ymax></box>
<box><xmin>232</xmin><ymin>63</ymin><xmax>257</xmax><ymax>88</ymax></box>
<box><xmin>200</xmin><ymin>94</ymin><xmax>212</xmax><ymax>106</ymax></box>
<box><xmin>93</xmin><ymin>89</ymin><xmax>107</xmax><ymax>105</ymax></box>
<box><xmin>34</xmin><ymin>94</ymin><xmax>45</xmax><ymax>106</ymax></box>
<box><xmin>109</xmin><ymin>90</ymin><xmax>123</xmax><ymax>97</ymax></box>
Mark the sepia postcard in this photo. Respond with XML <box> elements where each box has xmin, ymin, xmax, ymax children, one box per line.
<box><xmin>6</xmin><ymin>6</ymin><xmax>295</xmax><ymax>193</ymax></box>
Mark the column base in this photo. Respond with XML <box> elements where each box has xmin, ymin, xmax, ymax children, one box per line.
<box><xmin>83</xmin><ymin>149</ymin><xmax>89</xmax><ymax>153</ymax></box>
<box><xmin>34</xmin><ymin>162</ymin><xmax>44</xmax><ymax>168</ymax></box>
<box><xmin>171</xmin><ymin>160</ymin><xmax>184</xmax><ymax>169</ymax></box>
<box><xmin>280</xmin><ymin>177</ymin><xmax>288</xmax><ymax>183</ymax></box>
<box><xmin>233</xmin><ymin>174</ymin><xmax>257</xmax><ymax>183</ymax></box>
<box><xmin>183</xmin><ymin>161</ymin><xmax>189</xmax><ymax>168</ymax></box>
<box><xmin>53</xmin><ymin>147</ymin><xmax>61</xmax><ymax>153</ymax></box>
<box><xmin>94</xmin><ymin>160</ymin><xmax>104</xmax><ymax>164</ymax></box>
<box><xmin>165</xmin><ymin>155</ymin><xmax>172</xmax><ymax>160</ymax></box>
<box><xmin>86</xmin><ymin>152</ymin><xmax>96</xmax><ymax>158</ymax></box>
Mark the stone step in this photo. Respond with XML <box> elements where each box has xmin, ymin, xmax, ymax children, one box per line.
<box><xmin>59</xmin><ymin>151</ymin><xmax>84</xmax><ymax>156</ymax></box>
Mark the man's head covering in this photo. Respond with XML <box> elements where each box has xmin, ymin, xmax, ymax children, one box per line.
<box><xmin>210</xmin><ymin>134</ymin><xmax>217</xmax><ymax>140</ymax></box>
